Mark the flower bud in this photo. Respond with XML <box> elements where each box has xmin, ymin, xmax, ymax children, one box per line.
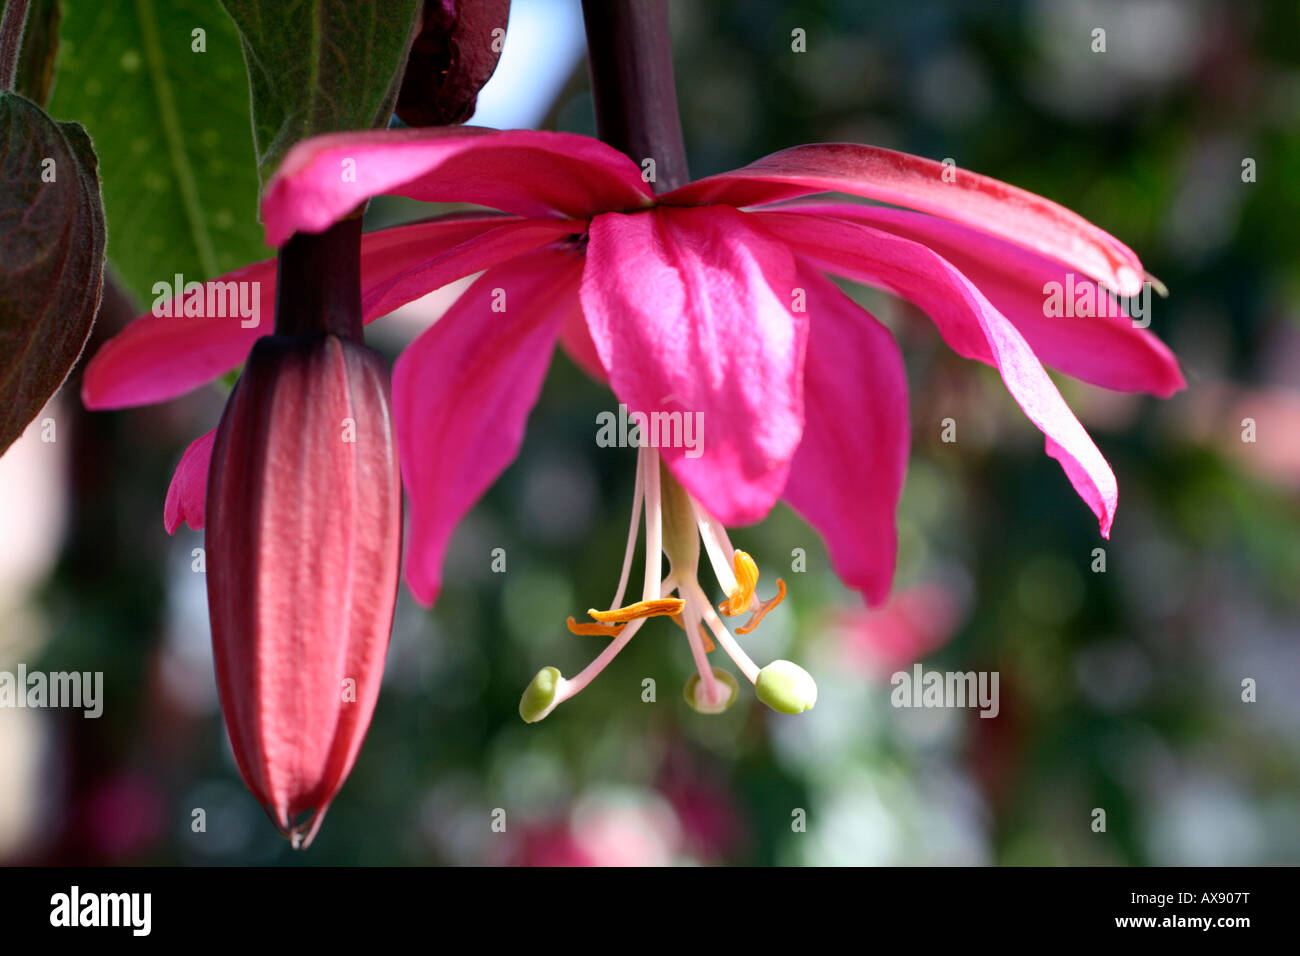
<box><xmin>396</xmin><ymin>0</ymin><xmax>512</xmax><ymax>126</ymax></box>
<box><xmin>684</xmin><ymin>668</ymin><xmax>738</xmax><ymax>714</ymax></box>
<box><xmin>205</xmin><ymin>332</ymin><xmax>401</xmax><ymax>848</ymax></box>
<box><xmin>755</xmin><ymin>660</ymin><xmax>818</xmax><ymax>715</ymax></box>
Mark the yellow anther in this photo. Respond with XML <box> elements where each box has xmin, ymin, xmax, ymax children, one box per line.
<box><xmin>566</xmin><ymin>616</ymin><xmax>626</xmax><ymax>637</ymax></box>
<box><xmin>718</xmin><ymin>551</ymin><xmax>760</xmax><ymax>617</ymax></box>
<box><xmin>736</xmin><ymin>578</ymin><xmax>786</xmax><ymax>635</ymax></box>
<box><xmin>587</xmin><ymin>598</ymin><xmax>685</xmax><ymax>624</ymax></box>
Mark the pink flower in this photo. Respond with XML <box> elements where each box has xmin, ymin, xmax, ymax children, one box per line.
<box><xmin>82</xmin><ymin>127</ymin><xmax>1183</xmax><ymax>718</ymax></box>
<box><xmin>508</xmin><ymin>790</ymin><xmax>682</xmax><ymax>867</ymax></box>
<box><xmin>656</xmin><ymin>750</ymin><xmax>747</xmax><ymax>862</ymax></box>
<box><xmin>833</xmin><ymin>582</ymin><xmax>968</xmax><ymax>680</ymax></box>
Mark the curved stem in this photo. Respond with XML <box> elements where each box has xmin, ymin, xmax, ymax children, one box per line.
<box><xmin>0</xmin><ymin>0</ymin><xmax>30</xmax><ymax>92</ymax></box>
<box><xmin>581</xmin><ymin>0</ymin><xmax>689</xmax><ymax>194</ymax></box>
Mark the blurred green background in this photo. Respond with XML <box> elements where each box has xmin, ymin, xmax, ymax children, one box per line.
<box><xmin>0</xmin><ymin>0</ymin><xmax>1297</xmax><ymax>865</ymax></box>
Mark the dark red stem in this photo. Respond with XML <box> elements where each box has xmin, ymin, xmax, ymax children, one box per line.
<box><xmin>0</xmin><ymin>0</ymin><xmax>30</xmax><ymax>92</ymax></box>
<box><xmin>273</xmin><ymin>216</ymin><xmax>364</xmax><ymax>341</ymax></box>
<box><xmin>581</xmin><ymin>0</ymin><xmax>689</xmax><ymax>194</ymax></box>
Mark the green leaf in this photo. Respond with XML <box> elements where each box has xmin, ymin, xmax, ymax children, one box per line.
<box><xmin>0</xmin><ymin>91</ymin><xmax>105</xmax><ymax>455</ymax></box>
<box><xmin>218</xmin><ymin>0</ymin><xmax>422</xmax><ymax>185</ymax></box>
<box><xmin>46</xmin><ymin>0</ymin><xmax>266</xmax><ymax>304</ymax></box>
<box><xmin>2</xmin><ymin>0</ymin><xmax>61</xmax><ymax>106</ymax></box>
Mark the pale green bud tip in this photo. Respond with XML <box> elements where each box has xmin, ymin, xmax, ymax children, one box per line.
<box><xmin>755</xmin><ymin>660</ymin><xmax>818</xmax><ymax>714</ymax></box>
<box><xmin>519</xmin><ymin>666</ymin><xmax>563</xmax><ymax>723</ymax></box>
<box><xmin>684</xmin><ymin>668</ymin><xmax>739</xmax><ymax>715</ymax></box>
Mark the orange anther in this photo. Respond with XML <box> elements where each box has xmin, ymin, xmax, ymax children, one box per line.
<box><xmin>587</xmin><ymin>598</ymin><xmax>685</xmax><ymax>624</ymax></box>
<box><xmin>718</xmin><ymin>551</ymin><xmax>760</xmax><ymax>617</ymax></box>
<box><xmin>566</xmin><ymin>616</ymin><xmax>626</xmax><ymax>637</ymax></box>
<box><xmin>736</xmin><ymin>578</ymin><xmax>786</xmax><ymax>635</ymax></box>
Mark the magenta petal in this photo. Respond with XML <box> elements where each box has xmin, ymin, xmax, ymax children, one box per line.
<box><xmin>660</xmin><ymin>144</ymin><xmax>1145</xmax><ymax>296</ymax></box>
<box><xmin>393</xmin><ymin>249</ymin><xmax>583</xmax><ymax>606</ymax></box>
<box><xmin>781</xmin><ymin>267</ymin><xmax>909</xmax><ymax>606</ymax></box>
<box><xmin>758</xmin><ymin>210</ymin><xmax>1117</xmax><ymax>536</ymax></box>
<box><xmin>361</xmin><ymin>216</ymin><xmax>579</xmax><ymax>320</ymax></box>
<box><xmin>164</xmin><ymin>429</ymin><xmax>215</xmax><ymax>533</ymax></box>
<box><xmin>767</xmin><ymin>202</ymin><xmax>1184</xmax><ymax>397</ymax></box>
<box><xmin>262</xmin><ymin>127</ymin><xmax>653</xmax><ymax>246</ymax></box>
<box><xmin>82</xmin><ymin>215</ymin><xmax>561</xmax><ymax>410</ymax></box>
<box><xmin>82</xmin><ymin>257</ymin><xmax>275</xmax><ymax>410</ymax></box>
<box><xmin>581</xmin><ymin>206</ymin><xmax>807</xmax><ymax>525</ymax></box>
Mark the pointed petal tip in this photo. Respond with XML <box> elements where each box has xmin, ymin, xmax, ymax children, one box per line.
<box><xmin>163</xmin><ymin>429</ymin><xmax>216</xmax><ymax>534</ymax></box>
<box><xmin>1161</xmin><ymin>363</ymin><xmax>1189</xmax><ymax>398</ymax></box>
<box><xmin>402</xmin><ymin>566</ymin><xmax>439</xmax><ymax>609</ymax></box>
<box><xmin>666</xmin><ymin>142</ymin><xmax>1146</xmax><ymax>295</ymax></box>
<box><xmin>864</xmin><ymin>580</ymin><xmax>893</xmax><ymax>611</ymax></box>
<box><xmin>80</xmin><ymin>382</ymin><xmax>106</xmax><ymax>412</ymax></box>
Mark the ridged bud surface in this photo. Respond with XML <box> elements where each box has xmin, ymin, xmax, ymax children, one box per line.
<box><xmin>205</xmin><ymin>333</ymin><xmax>401</xmax><ymax>848</ymax></box>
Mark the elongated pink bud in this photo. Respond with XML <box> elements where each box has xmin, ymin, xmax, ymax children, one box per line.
<box><xmin>205</xmin><ymin>332</ymin><xmax>401</xmax><ymax>849</ymax></box>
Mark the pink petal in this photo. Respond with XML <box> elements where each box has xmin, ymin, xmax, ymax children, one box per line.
<box><xmin>164</xmin><ymin>428</ymin><xmax>215</xmax><ymax>533</ymax></box>
<box><xmin>262</xmin><ymin>127</ymin><xmax>653</xmax><ymax>246</ymax></box>
<box><xmin>757</xmin><ymin>210</ymin><xmax>1117</xmax><ymax>536</ymax></box>
<box><xmin>581</xmin><ymin>206</ymin><xmax>807</xmax><ymax>525</ymax></box>
<box><xmin>83</xmin><ymin>215</ymin><xmax>568</xmax><ymax>409</ymax></box>
<box><xmin>359</xmin><ymin>216</ymin><xmax>580</xmax><ymax>321</ymax></box>
<box><xmin>767</xmin><ymin>202</ymin><xmax>1184</xmax><ymax>397</ymax></box>
<box><xmin>781</xmin><ymin>266</ymin><xmax>909</xmax><ymax>606</ymax></box>
<box><xmin>393</xmin><ymin>249</ymin><xmax>584</xmax><ymax>606</ymax></box>
<box><xmin>834</xmin><ymin>583</ymin><xmax>965</xmax><ymax>678</ymax></box>
<box><xmin>82</xmin><ymin>256</ymin><xmax>274</xmax><ymax>410</ymax></box>
<box><xmin>660</xmin><ymin>144</ymin><xmax>1145</xmax><ymax>296</ymax></box>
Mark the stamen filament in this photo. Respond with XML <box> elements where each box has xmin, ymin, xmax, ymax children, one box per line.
<box><xmin>680</xmin><ymin>591</ymin><xmax>723</xmax><ymax>706</ymax></box>
<box><xmin>642</xmin><ymin>449</ymin><xmax>663</xmax><ymax>601</ymax></box>
<box><xmin>608</xmin><ymin>456</ymin><xmax>644</xmax><ymax>611</ymax></box>
<box><xmin>543</xmin><ymin>448</ymin><xmax>791</xmax><ymax>720</ymax></box>
<box><xmin>695</xmin><ymin>584</ymin><xmax>761</xmax><ymax>684</ymax></box>
<box><xmin>667</xmin><ymin>611</ymin><xmax>714</xmax><ymax>651</ymax></box>
<box><xmin>694</xmin><ymin>500</ymin><xmax>739</xmax><ymax>595</ymax></box>
<box><xmin>555</xmin><ymin>616</ymin><xmax>649</xmax><ymax>703</ymax></box>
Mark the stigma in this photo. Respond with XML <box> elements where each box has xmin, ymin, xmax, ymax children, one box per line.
<box><xmin>520</xmin><ymin>447</ymin><xmax>815</xmax><ymax>723</ymax></box>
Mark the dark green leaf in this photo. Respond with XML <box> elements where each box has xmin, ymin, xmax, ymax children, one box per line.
<box><xmin>218</xmin><ymin>0</ymin><xmax>422</xmax><ymax>185</ymax></box>
<box><xmin>0</xmin><ymin>91</ymin><xmax>104</xmax><ymax>455</ymax></box>
<box><xmin>46</xmin><ymin>0</ymin><xmax>265</xmax><ymax>304</ymax></box>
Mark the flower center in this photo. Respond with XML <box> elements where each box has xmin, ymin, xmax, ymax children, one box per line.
<box><xmin>519</xmin><ymin>446</ymin><xmax>815</xmax><ymax>722</ymax></box>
